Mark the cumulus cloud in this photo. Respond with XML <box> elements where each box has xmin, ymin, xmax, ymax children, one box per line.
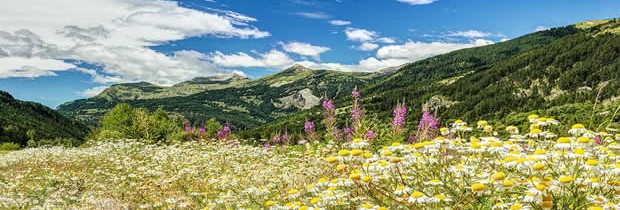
<box><xmin>357</xmin><ymin>42</ymin><xmax>379</xmax><ymax>51</ymax></box>
<box><xmin>0</xmin><ymin>57</ymin><xmax>76</xmax><ymax>78</ymax></box>
<box><xmin>329</xmin><ymin>20</ymin><xmax>351</xmax><ymax>26</ymax></box>
<box><xmin>345</xmin><ymin>28</ymin><xmax>378</xmax><ymax>42</ymax></box>
<box><xmin>396</xmin><ymin>0</ymin><xmax>438</xmax><ymax>5</ymax></box>
<box><xmin>378</xmin><ymin>37</ymin><xmax>397</xmax><ymax>44</ymax></box>
<box><xmin>208</xmin><ymin>50</ymin><xmax>294</xmax><ymax>68</ymax></box>
<box><xmin>377</xmin><ymin>39</ymin><xmax>493</xmax><ymax>60</ymax></box>
<box><xmin>298</xmin><ymin>39</ymin><xmax>494</xmax><ymax>72</ymax></box>
<box><xmin>447</xmin><ymin>30</ymin><xmax>492</xmax><ymax>38</ymax></box>
<box><xmin>295</xmin><ymin>12</ymin><xmax>330</xmax><ymax>19</ymax></box>
<box><xmin>78</xmin><ymin>86</ymin><xmax>109</xmax><ymax>97</ymax></box>
<box><xmin>0</xmin><ymin>0</ymin><xmax>269</xmax><ymax>86</ymax></box>
<box><xmin>280</xmin><ymin>41</ymin><xmax>330</xmax><ymax>59</ymax></box>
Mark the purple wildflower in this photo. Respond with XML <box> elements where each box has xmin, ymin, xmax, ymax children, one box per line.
<box><xmin>594</xmin><ymin>137</ymin><xmax>603</xmax><ymax>145</ymax></box>
<box><xmin>323</xmin><ymin>97</ymin><xmax>337</xmax><ymax>135</ymax></box>
<box><xmin>304</xmin><ymin>120</ymin><xmax>315</xmax><ymax>134</ymax></box>
<box><xmin>344</xmin><ymin>126</ymin><xmax>353</xmax><ymax>142</ymax></box>
<box><xmin>416</xmin><ymin>109</ymin><xmax>440</xmax><ymax>141</ymax></box>
<box><xmin>199</xmin><ymin>124</ymin><xmax>206</xmax><ymax>134</ymax></box>
<box><xmin>282</xmin><ymin>131</ymin><xmax>291</xmax><ymax>144</ymax></box>
<box><xmin>263</xmin><ymin>141</ymin><xmax>271</xmax><ymax>148</ymax></box>
<box><xmin>184</xmin><ymin>121</ymin><xmax>192</xmax><ymax>132</ymax></box>
<box><xmin>217</xmin><ymin>121</ymin><xmax>232</xmax><ymax>140</ymax></box>
<box><xmin>365</xmin><ymin>130</ymin><xmax>376</xmax><ymax>140</ymax></box>
<box><xmin>408</xmin><ymin>134</ymin><xmax>417</xmax><ymax>143</ymax></box>
<box><xmin>391</xmin><ymin>102</ymin><xmax>407</xmax><ymax>134</ymax></box>
<box><xmin>351</xmin><ymin>86</ymin><xmax>361</xmax><ymax>99</ymax></box>
<box><xmin>331</xmin><ymin>130</ymin><xmax>343</xmax><ymax>140</ymax></box>
<box><xmin>322</xmin><ymin>99</ymin><xmax>335</xmax><ymax>111</ymax></box>
<box><xmin>216</xmin><ymin>130</ymin><xmax>225</xmax><ymax>139</ymax></box>
<box><xmin>272</xmin><ymin>134</ymin><xmax>281</xmax><ymax>144</ymax></box>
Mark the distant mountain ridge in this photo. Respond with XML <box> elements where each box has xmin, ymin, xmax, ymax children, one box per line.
<box><xmin>58</xmin><ymin>65</ymin><xmax>377</xmax><ymax>128</ymax></box>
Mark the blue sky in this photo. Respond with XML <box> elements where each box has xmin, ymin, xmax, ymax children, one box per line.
<box><xmin>0</xmin><ymin>0</ymin><xmax>618</xmax><ymax>107</ymax></box>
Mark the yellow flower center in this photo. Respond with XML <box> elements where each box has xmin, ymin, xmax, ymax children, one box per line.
<box><xmin>586</xmin><ymin>159</ymin><xmax>599</xmax><ymax>166</ymax></box>
<box><xmin>265</xmin><ymin>201</ymin><xmax>276</xmax><ymax>206</ymax></box>
<box><xmin>351</xmin><ymin>149</ymin><xmax>363</xmax><ymax>156</ymax></box>
<box><xmin>349</xmin><ymin>173</ymin><xmax>361</xmax><ymax>180</ymax></box>
<box><xmin>471</xmin><ymin>183</ymin><xmax>486</xmax><ymax>191</ymax></box>
<box><xmin>557</xmin><ymin>137</ymin><xmax>571</xmax><ymax>144</ymax></box>
<box><xmin>492</xmin><ymin>172</ymin><xmax>507</xmax><ymax>181</ymax></box>
<box><xmin>559</xmin><ymin>176</ymin><xmax>574</xmax><ymax>183</ymax></box>
<box><xmin>411</xmin><ymin>191</ymin><xmax>424</xmax><ymax>198</ymax></box>
<box><xmin>572</xmin><ymin>124</ymin><xmax>585</xmax><ymax>129</ymax></box>
<box><xmin>532</xmin><ymin>162</ymin><xmax>545</xmax><ymax>171</ymax></box>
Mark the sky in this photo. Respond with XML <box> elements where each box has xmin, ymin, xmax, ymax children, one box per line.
<box><xmin>0</xmin><ymin>0</ymin><xmax>618</xmax><ymax>108</ymax></box>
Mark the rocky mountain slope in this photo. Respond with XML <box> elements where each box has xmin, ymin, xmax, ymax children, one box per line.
<box><xmin>58</xmin><ymin>65</ymin><xmax>378</xmax><ymax>129</ymax></box>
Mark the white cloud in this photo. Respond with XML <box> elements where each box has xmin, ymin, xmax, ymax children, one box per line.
<box><xmin>78</xmin><ymin>86</ymin><xmax>109</xmax><ymax>97</ymax></box>
<box><xmin>0</xmin><ymin>57</ymin><xmax>76</xmax><ymax>78</ymax></box>
<box><xmin>280</xmin><ymin>41</ymin><xmax>330</xmax><ymax>59</ymax></box>
<box><xmin>345</xmin><ymin>28</ymin><xmax>378</xmax><ymax>42</ymax></box>
<box><xmin>208</xmin><ymin>50</ymin><xmax>294</xmax><ymax>68</ymax></box>
<box><xmin>357</xmin><ymin>42</ymin><xmax>379</xmax><ymax>51</ymax></box>
<box><xmin>295</xmin><ymin>12</ymin><xmax>329</xmax><ymax>19</ymax></box>
<box><xmin>0</xmin><ymin>0</ymin><xmax>269</xmax><ymax>86</ymax></box>
<box><xmin>396</xmin><ymin>0</ymin><xmax>438</xmax><ymax>5</ymax></box>
<box><xmin>329</xmin><ymin>20</ymin><xmax>351</xmax><ymax>26</ymax></box>
<box><xmin>447</xmin><ymin>30</ymin><xmax>492</xmax><ymax>38</ymax></box>
<box><xmin>377</xmin><ymin>39</ymin><xmax>493</xmax><ymax>60</ymax></box>
<box><xmin>296</xmin><ymin>39</ymin><xmax>492</xmax><ymax>72</ymax></box>
<box><xmin>535</xmin><ymin>26</ymin><xmax>550</xmax><ymax>32</ymax></box>
<box><xmin>377</xmin><ymin>37</ymin><xmax>397</xmax><ymax>43</ymax></box>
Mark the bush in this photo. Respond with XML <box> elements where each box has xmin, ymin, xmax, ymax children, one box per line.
<box><xmin>166</xmin><ymin>131</ymin><xmax>192</xmax><ymax>143</ymax></box>
<box><xmin>0</xmin><ymin>142</ymin><xmax>21</xmax><ymax>151</ymax></box>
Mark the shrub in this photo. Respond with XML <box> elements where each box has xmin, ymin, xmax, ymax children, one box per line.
<box><xmin>0</xmin><ymin>142</ymin><xmax>21</xmax><ymax>151</ymax></box>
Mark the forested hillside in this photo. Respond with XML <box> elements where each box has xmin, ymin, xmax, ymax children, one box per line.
<box><xmin>0</xmin><ymin>91</ymin><xmax>88</xmax><ymax>146</ymax></box>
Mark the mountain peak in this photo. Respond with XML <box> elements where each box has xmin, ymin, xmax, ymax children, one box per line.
<box><xmin>275</xmin><ymin>64</ymin><xmax>314</xmax><ymax>76</ymax></box>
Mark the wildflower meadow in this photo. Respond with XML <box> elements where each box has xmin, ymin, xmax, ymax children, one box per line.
<box><xmin>1</xmin><ymin>87</ymin><xmax>620</xmax><ymax>210</ymax></box>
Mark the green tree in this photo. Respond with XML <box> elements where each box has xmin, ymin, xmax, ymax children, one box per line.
<box><xmin>132</xmin><ymin>108</ymin><xmax>153</xmax><ymax>140</ymax></box>
<box><xmin>101</xmin><ymin>103</ymin><xmax>135</xmax><ymax>138</ymax></box>
<box><xmin>206</xmin><ymin>118</ymin><xmax>222</xmax><ymax>139</ymax></box>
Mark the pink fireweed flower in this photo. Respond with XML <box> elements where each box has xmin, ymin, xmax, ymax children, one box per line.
<box><xmin>408</xmin><ymin>134</ymin><xmax>417</xmax><ymax>143</ymax></box>
<box><xmin>184</xmin><ymin>121</ymin><xmax>192</xmax><ymax>132</ymax></box>
<box><xmin>304</xmin><ymin>120</ymin><xmax>315</xmax><ymax>134</ymax></box>
<box><xmin>392</xmin><ymin>102</ymin><xmax>407</xmax><ymax>134</ymax></box>
<box><xmin>416</xmin><ymin>110</ymin><xmax>440</xmax><ymax>141</ymax></box>
<box><xmin>322</xmin><ymin>99</ymin><xmax>335</xmax><ymax>111</ymax></box>
<box><xmin>217</xmin><ymin>122</ymin><xmax>232</xmax><ymax>140</ymax></box>
<box><xmin>351</xmin><ymin>86</ymin><xmax>362</xmax><ymax>99</ymax></box>
<box><xmin>323</xmin><ymin>97</ymin><xmax>338</xmax><ymax>135</ymax></box>
<box><xmin>594</xmin><ymin>137</ymin><xmax>603</xmax><ymax>145</ymax></box>
<box><xmin>282</xmin><ymin>131</ymin><xmax>292</xmax><ymax>144</ymax></box>
<box><xmin>351</xmin><ymin>86</ymin><xmax>361</xmax><ymax>99</ymax></box>
<box><xmin>199</xmin><ymin>124</ymin><xmax>206</xmax><ymax>134</ymax></box>
<box><xmin>344</xmin><ymin>126</ymin><xmax>353</xmax><ymax>142</ymax></box>
<box><xmin>365</xmin><ymin>130</ymin><xmax>376</xmax><ymax>140</ymax></box>
<box><xmin>272</xmin><ymin>134</ymin><xmax>281</xmax><ymax>144</ymax></box>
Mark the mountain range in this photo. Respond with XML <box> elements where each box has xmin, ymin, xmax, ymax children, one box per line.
<box><xmin>58</xmin><ymin>64</ymin><xmax>380</xmax><ymax>129</ymax></box>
